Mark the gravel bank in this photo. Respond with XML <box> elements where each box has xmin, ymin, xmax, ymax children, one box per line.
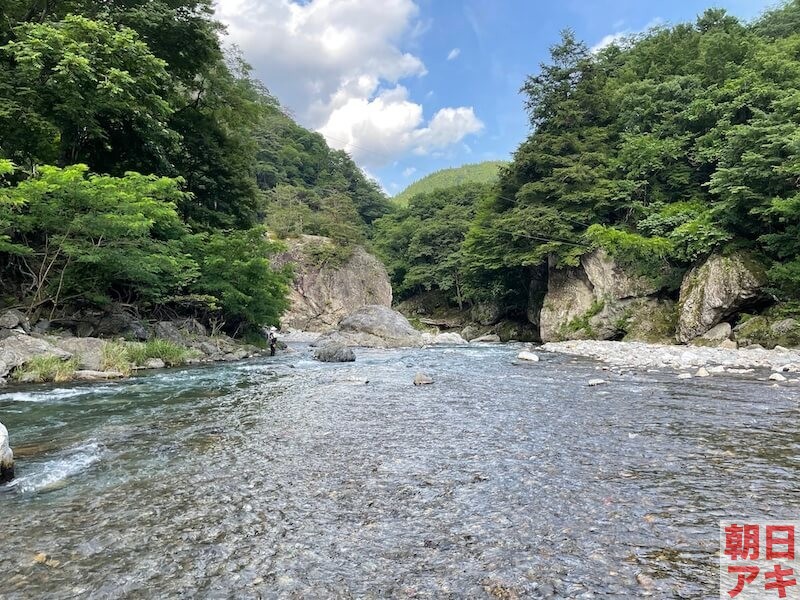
<box><xmin>541</xmin><ymin>340</ymin><xmax>800</xmax><ymax>376</ymax></box>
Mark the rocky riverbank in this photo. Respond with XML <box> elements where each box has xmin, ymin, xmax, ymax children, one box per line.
<box><xmin>541</xmin><ymin>339</ymin><xmax>800</xmax><ymax>379</ymax></box>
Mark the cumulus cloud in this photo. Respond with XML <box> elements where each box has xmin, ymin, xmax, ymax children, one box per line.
<box><xmin>215</xmin><ymin>0</ymin><xmax>483</xmax><ymax>168</ymax></box>
<box><xmin>591</xmin><ymin>18</ymin><xmax>664</xmax><ymax>53</ymax></box>
<box><xmin>447</xmin><ymin>47</ymin><xmax>461</xmax><ymax>61</ymax></box>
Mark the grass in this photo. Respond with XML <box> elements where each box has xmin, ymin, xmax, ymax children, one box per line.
<box><xmin>125</xmin><ymin>339</ymin><xmax>194</xmax><ymax>367</ymax></box>
<box><xmin>100</xmin><ymin>341</ymin><xmax>133</xmax><ymax>376</ymax></box>
<box><xmin>12</xmin><ymin>355</ymin><xmax>79</xmax><ymax>383</ymax></box>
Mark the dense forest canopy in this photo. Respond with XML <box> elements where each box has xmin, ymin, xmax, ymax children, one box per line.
<box><xmin>378</xmin><ymin>1</ymin><xmax>800</xmax><ymax>318</ymax></box>
<box><xmin>393</xmin><ymin>161</ymin><xmax>506</xmax><ymax>206</ymax></box>
<box><xmin>0</xmin><ymin>0</ymin><xmax>388</xmax><ymax>333</ymax></box>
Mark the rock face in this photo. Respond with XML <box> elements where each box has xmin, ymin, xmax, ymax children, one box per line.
<box><xmin>734</xmin><ymin>314</ymin><xmax>800</xmax><ymax>349</ymax></box>
<box><xmin>677</xmin><ymin>252</ymin><xmax>766</xmax><ymax>342</ymax></box>
<box><xmin>314</xmin><ymin>305</ymin><xmax>424</xmax><ymax>348</ymax></box>
<box><xmin>313</xmin><ymin>343</ymin><xmax>356</xmax><ymax>363</ymax></box>
<box><xmin>0</xmin><ymin>421</ymin><xmax>12</xmax><ymax>484</ymax></box>
<box><xmin>272</xmin><ymin>236</ymin><xmax>392</xmax><ymax>332</ymax></box>
<box><xmin>0</xmin><ymin>333</ymin><xmax>72</xmax><ymax>378</ymax></box>
<box><xmin>539</xmin><ymin>250</ymin><xmax>670</xmax><ymax>343</ymax></box>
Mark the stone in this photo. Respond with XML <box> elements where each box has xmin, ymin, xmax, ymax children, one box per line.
<box><xmin>718</xmin><ymin>339</ymin><xmax>738</xmax><ymax>350</ymax></box>
<box><xmin>695</xmin><ymin>367</ymin><xmax>710</xmax><ymax>377</ymax></box>
<box><xmin>153</xmin><ymin>321</ymin><xmax>186</xmax><ymax>345</ymax></box>
<box><xmin>775</xmin><ymin>345</ymin><xmax>790</xmax><ymax>353</ymax></box>
<box><xmin>51</xmin><ymin>337</ymin><xmax>107</xmax><ymax>371</ymax></box>
<box><xmin>179</xmin><ymin>318</ymin><xmax>207</xmax><ymax>337</ymax></box>
<box><xmin>144</xmin><ymin>358</ymin><xmax>165</xmax><ymax>369</ymax></box>
<box><xmin>709</xmin><ymin>365</ymin><xmax>726</xmax><ymax>374</ymax></box>
<box><xmin>495</xmin><ymin>320</ymin><xmax>538</xmax><ymax>343</ymax></box>
<box><xmin>470</xmin><ymin>301</ymin><xmax>504</xmax><ymax>326</ymax></box>
<box><xmin>769</xmin><ymin>373</ymin><xmax>787</xmax><ymax>382</ymax></box>
<box><xmin>701</xmin><ymin>322</ymin><xmax>732</xmax><ymax>342</ymax></box>
<box><xmin>32</xmin><ymin>319</ymin><xmax>50</xmax><ymax>334</ymax></box>
<box><xmin>0</xmin><ymin>333</ymin><xmax>72</xmax><ymax>378</ymax></box>
<box><xmin>677</xmin><ymin>373</ymin><xmax>693</xmax><ymax>380</ymax></box>
<box><xmin>432</xmin><ymin>332</ymin><xmax>467</xmax><ymax>345</ymax></box>
<box><xmin>413</xmin><ymin>372</ymin><xmax>434</xmax><ymax>386</ymax></box>
<box><xmin>677</xmin><ymin>252</ymin><xmax>766</xmax><ymax>342</ymax></box>
<box><xmin>0</xmin><ymin>309</ymin><xmax>29</xmax><ymax>332</ymax></box>
<box><xmin>588</xmin><ymin>378</ymin><xmax>607</xmax><ymax>386</ymax></box>
<box><xmin>771</xmin><ymin>319</ymin><xmax>800</xmax><ymax>336</ymax></box>
<box><xmin>127</xmin><ymin>320</ymin><xmax>150</xmax><ymax>341</ymax></box>
<box><xmin>460</xmin><ymin>325</ymin><xmax>485</xmax><ymax>342</ymax></box>
<box><xmin>73</xmin><ymin>370</ymin><xmax>125</xmax><ymax>381</ymax></box>
<box><xmin>0</xmin><ymin>421</ymin><xmax>14</xmax><ymax>484</ymax></box>
<box><xmin>471</xmin><ymin>334</ymin><xmax>502</xmax><ymax>343</ymax></box>
<box><xmin>517</xmin><ymin>351</ymin><xmax>540</xmax><ymax>362</ymax></box>
<box><xmin>314</xmin><ymin>305</ymin><xmax>424</xmax><ymax>348</ymax></box>
<box><xmin>271</xmin><ymin>236</ymin><xmax>392</xmax><ymax>332</ymax></box>
<box><xmin>313</xmin><ymin>343</ymin><xmax>356</xmax><ymax>363</ymax></box>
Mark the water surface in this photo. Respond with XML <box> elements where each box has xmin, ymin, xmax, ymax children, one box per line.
<box><xmin>1</xmin><ymin>344</ymin><xmax>798</xmax><ymax>598</ymax></box>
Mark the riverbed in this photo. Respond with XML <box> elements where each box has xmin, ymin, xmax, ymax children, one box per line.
<box><xmin>1</xmin><ymin>343</ymin><xmax>798</xmax><ymax>598</ymax></box>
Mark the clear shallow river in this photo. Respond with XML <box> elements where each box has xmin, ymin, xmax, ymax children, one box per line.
<box><xmin>1</xmin><ymin>343</ymin><xmax>799</xmax><ymax>598</ymax></box>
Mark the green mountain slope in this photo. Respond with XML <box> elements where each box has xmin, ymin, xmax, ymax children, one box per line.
<box><xmin>394</xmin><ymin>161</ymin><xmax>506</xmax><ymax>204</ymax></box>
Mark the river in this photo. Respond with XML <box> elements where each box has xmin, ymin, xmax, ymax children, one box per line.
<box><xmin>1</xmin><ymin>343</ymin><xmax>798</xmax><ymax>598</ymax></box>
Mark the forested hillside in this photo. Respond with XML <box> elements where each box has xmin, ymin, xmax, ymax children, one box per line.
<box><xmin>0</xmin><ymin>1</ymin><xmax>388</xmax><ymax>335</ymax></box>
<box><xmin>394</xmin><ymin>162</ymin><xmax>506</xmax><ymax>205</ymax></box>
<box><xmin>379</xmin><ymin>1</ymin><xmax>800</xmax><ymax>331</ymax></box>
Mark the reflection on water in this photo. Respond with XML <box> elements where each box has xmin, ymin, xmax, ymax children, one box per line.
<box><xmin>1</xmin><ymin>344</ymin><xmax>799</xmax><ymax>598</ymax></box>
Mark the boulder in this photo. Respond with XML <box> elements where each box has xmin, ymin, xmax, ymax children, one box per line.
<box><xmin>314</xmin><ymin>305</ymin><xmax>424</xmax><ymax>348</ymax></box>
<box><xmin>154</xmin><ymin>321</ymin><xmax>186</xmax><ymax>345</ymax></box>
<box><xmin>472</xmin><ymin>334</ymin><xmax>501</xmax><ymax>343</ymax></box>
<box><xmin>272</xmin><ymin>236</ymin><xmax>392</xmax><ymax>332</ymax></box>
<box><xmin>677</xmin><ymin>252</ymin><xmax>766</xmax><ymax>342</ymax></box>
<box><xmin>0</xmin><ymin>309</ymin><xmax>29</xmax><ymax>332</ymax></box>
<box><xmin>695</xmin><ymin>367</ymin><xmax>711</xmax><ymax>377</ymax></box>
<box><xmin>769</xmin><ymin>373</ymin><xmax>787</xmax><ymax>382</ymax></box>
<box><xmin>0</xmin><ymin>333</ymin><xmax>72</xmax><ymax>378</ymax></box>
<box><xmin>413</xmin><ymin>372</ymin><xmax>434</xmax><ymax>386</ymax></box>
<box><xmin>51</xmin><ymin>337</ymin><xmax>107</xmax><ymax>371</ymax></box>
<box><xmin>460</xmin><ymin>325</ymin><xmax>486</xmax><ymax>342</ymax></box>
<box><xmin>144</xmin><ymin>358</ymin><xmax>166</xmax><ymax>369</ymax></box>
<box><xmin>178</xmin><ymin>318</ymin><xmax>207</xmax><ymax>337</ymax></box>
<box><xmin>470</xmin><ymin>301</ymin><xmax>504</xmax><ymax>326</ymax></box>
<box><xmin>517</xmin><ymin>351</ymin><xmax>540</xmax><ymax>362</ymax></box>
<box><xmin>313</xmin><ymin>343</ymin><xmax>356</xmax><ymax>363</ymax></box>
<box><xmin>718</xmin><ymin>339</ymin><xmax>738</xmax><ymax>350</ymax></box>
<box><xmin>495</xmin><ymin>320</ymin><xmax>538</xmax><ymax>343</ymax></box>
<box><xmin>0</xmin><ymin>421</ymin><xmax>13</xmax><ymax>484</ymax></box>
<box><xmin>772</xmin><ymin>319</ymin><xmax>800</xmax><ymax>336</ymax></box>
<box><xmin>588</xmin><ymin>379</ymin><xmax>607</xmax><ymax>386</ymax></box>
<box><xmin>694</xmin><ymin>322</ymin><xmax>733</xmax><ymax>345</ymax></box>
<box><xmin>430</xmin><ymin>332</ymin><xmax>468</xmax><ymax>345</ymax></box>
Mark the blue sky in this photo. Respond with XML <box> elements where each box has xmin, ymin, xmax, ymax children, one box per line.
<box><xmin>216</xmin><ymin>0</ymin><xmax>774</xmax><ymax>195</ymax></box>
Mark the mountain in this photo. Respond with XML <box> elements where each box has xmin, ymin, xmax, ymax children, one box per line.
<box><xmin>394</xmin><ymin>161</ymin><xmax>506</xmax><ymax>205</ymax></box>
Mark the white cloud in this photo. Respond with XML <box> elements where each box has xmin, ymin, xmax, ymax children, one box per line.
<box><xmin>402</xmin><ymin>167</ymin><xmax>417</xmax><ymax>177</ymax></box>
<box><xmin>215</xmin><ymin>0</ymin><xmax>483</xmax><ymax>168</ymax></box>
<box><xmin>447</xmin><ymin>47</ymin><xmax>461</xmax><ymax>61</ymax></box>
<box><xmin>591</xmin><ymin>18</ymin><xmax>664</xmax><ymax>53</ymax></box>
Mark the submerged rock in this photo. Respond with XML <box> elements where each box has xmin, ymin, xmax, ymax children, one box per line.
<box><xmin>413</xmin><ymin>372</ymin><xmax>434</xmax><ymax>386</ymax></box>
<box><xmin>677</xmin><ymin>252</ymin><xmax>766</xmax><ymax>342</ymax></box>
<box><xmin>0</xmin><ymin>421</ymin><xmax>13</xmax><ymax>484</ymax></box>
<box><xmin>313</xmin><ymin>343</ymin><xmax>356</xmax><ymax>363</ymax></box>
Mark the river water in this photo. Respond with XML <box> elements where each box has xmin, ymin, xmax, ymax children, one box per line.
<box><xmin>1</xmin><ymin>343</ymin><xmax>798</xmax><ymax>598</ymax></box>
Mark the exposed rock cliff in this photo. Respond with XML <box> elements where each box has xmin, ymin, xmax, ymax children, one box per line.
<box><xmin>272</xmin><ymin>236</ymin><xmax>392</xmax><ymax>332</ymax></box>
<box><xmin>539</xmin><ymin>250</ymin><xmax>673</xmax><ymax>343</ymax></box>
<box><xmin>676</xmin><ymin>252</ymin><xmax>766</xmax><ymax>343</ymax></box>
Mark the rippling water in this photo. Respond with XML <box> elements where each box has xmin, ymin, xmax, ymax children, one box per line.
<box><xmin>1</xmin><ymin>343</ymin><xmax>799</xmax><ymax>598</ymax></box>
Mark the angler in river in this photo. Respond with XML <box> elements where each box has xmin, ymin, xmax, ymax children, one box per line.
<box><xmin>0</xmin><ymin>341</ymin><xmax>795</xmax><ymax>598</ymax></box>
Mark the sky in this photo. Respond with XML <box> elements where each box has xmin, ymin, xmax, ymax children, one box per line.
<box><xmin>214</xmin><ymin>0</ymin><xmax>775</xmax><ymax>195</ymax></box>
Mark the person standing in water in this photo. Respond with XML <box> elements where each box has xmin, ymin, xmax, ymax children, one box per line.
<box><xmin>269</xmin><ymin>327</ymin><xmax>278</xmax><ymax>356</ymax></box>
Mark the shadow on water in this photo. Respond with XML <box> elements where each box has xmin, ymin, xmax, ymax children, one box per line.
<box><xmin>1</xmin><ymin>343</ymin><xmax>798</xmax><ymax>597</ymax></box>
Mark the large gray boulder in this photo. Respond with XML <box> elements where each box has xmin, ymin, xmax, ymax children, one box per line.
<box><xmin>0</xmin><ymin>333</ymin><xmax>72</xmax><ymax>378</ymax></box>
<box><xmin>0</xmin><ymin>421</ymin><xmax>13</xmax><ymax>484</ymax></box>
<box><xmin>677</xmin><ymin>253</ymin><xmax>766</xmax><ymax>342</ymax></box>
<box><xmin>539</xmin><ymin>249</ymin><xmax>662</xmax><ymax>342</ymax></box>
<box><xmin>272</xmin><ymin>236</ymin><xmax>392</xmax><ymax>332</ymax></box>
<box><xmin>0</xmin><ymin>309</ymin><xmax>30</xmax><ymax>332</ymax></box>
<box><xmin>313</xmin><ymin>343</ymin><xmax>356</xmax><ymax>363</ymax></box>
<box><xmin>314</xmin><ymin>305</ymin><xmax>424</xmax><ymax>348</ymax></box>
<box><xmin>51</xmin><ymin>337</ymin><xmax>107</xmax><ymax>371</ymax></box>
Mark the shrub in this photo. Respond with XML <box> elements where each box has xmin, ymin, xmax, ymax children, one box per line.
<box><xmin>100</xmin><ymin>342</ymin><xmax>133</xmax><ymax>376</ymax></box>
<box><xmin>125</xmin><ymin>339</ymin><xmax>193</xmax><ymax>367</ymax></box>
<box><xmin>13</xmin><ymin>355</ymin><xmax>79</xmax><ymax>383</ymax></box>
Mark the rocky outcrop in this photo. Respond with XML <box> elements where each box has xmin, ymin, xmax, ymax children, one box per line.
<box><xmin>314</xmin><ymin>305</ymin><xmax>424</xmax><ymax>348</ymax></box>
<box><xmin>0</xmin><ymin>333</ymin><xmax>72</xmax><ymax>378</ymax></box>
<box><xmin>313</xmin><ymin>343</ymin><xmax>356</xmax><ymax>363</ymax></box>
<box><xmin>0</xmin><ymin>421</ymin><xmax>13</xmax><ymax>484</ymax></box>
<box><xmin>734</xmin><ymin>314</ymin><xmax>800</xmax><ymax>349</ymax></box>
<box><xmin>272</xmin><ymin>236</ymin><xmax>392</xmax><ymax>332</ymax></box>
<box><xmin>677</xmin><ymin>252</ymin><xmax>766</xmax><ymax>342</ymax></box>
<box><xmin>539</xmin><ymin>250</ymin><xmax>667</xmax><ymax>342</ymax></box>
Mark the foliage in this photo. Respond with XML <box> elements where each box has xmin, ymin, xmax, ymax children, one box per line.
<box><xmin>101</xmin><ymin>341</ymin><xmax>134</xmax><ymax>376</ymax></box>
<box><xmin>125</xmin><ymin>339</ymin><xmax>193</xmax><ymax>367</ymax></box>
<box><xmin>394</xmin><ymin>161</ymin><xmax>507</xmax><ymax>205</ymax></box>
